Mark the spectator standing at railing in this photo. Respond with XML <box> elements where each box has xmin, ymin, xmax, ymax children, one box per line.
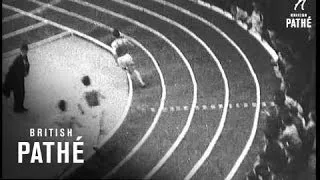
<box><xmin>260</xmin><ymin>138</ymin><xmax>289</xmax><ymax>177</ymax></box>
<box><xmin>230</xmin><ymin>2</ymin><xmax>249</xmax><ymax>23</ymax></box>
<box><xmin>261</xmin><ymin>110</ymin><xmax>282</xmax><ymax>141</ymax></box>
<box><xmin>246</xmin><ymin>154</ymin><xmax>274</xmax><ymax>180</ymax></box>
<box><xmin>300</xmin><ymin>111</ymin><xmax>316</xmax><ymax>159</ymax></box>
<box><xmin>279</xmin><ymin>116</ymin><xmax>303</xmax><ymax>158</ymax></box>
<box><xmin>246</xmin><ymin>2</ymin><xmax>263</xmax><ymax>36</ymax></box>
<box><xmin>300</xmin><ymin>24</ymin><xmax>316</xmax><ymax>117</ymax></box>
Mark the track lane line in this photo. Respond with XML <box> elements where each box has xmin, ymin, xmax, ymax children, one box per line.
<box><xmin>2</xmin><ymin>21</ymin><xmax>47</xmax><ymax>40</ymax></box>
<box><xmin>27</xmin><ymin>0</ymin><xmax>166</xmax><ymax>150</ymax></box>
<box><xmin>145</xmin><ymin>0</ymin><xmax>261</xmax><ymax>179</ymax></box>
<box><xmin>2</xmin><ymin>31</ymin><xmax>70</xmax><ymax>58</ymax></box>
<box><xmin>107</xmin><ymin>0</ymin><xmax>230</xmax><ymax>179</ymax></box>
<box><xmin>2</xmin><ymin>0</ymin><xmax>61</xmax><ymax>23</ymax></box>
<box><xmin>65</xmin><ymin>0</ymin><xmax>198</xmax><ymax>178</ymax></box>
<box><xmin>1</xmin><ymin>3</ymin><xmax>134</xmax><ymax>179</ymax></box>
<box><xmin>188</xmin><ymin>0</ymin><xmax>278</xmax><ymax>61</ymax></box>
<box><xmin>159</xmin><ymin>1</ymin><xmax>261</xmax><ymax>179</ymax></box>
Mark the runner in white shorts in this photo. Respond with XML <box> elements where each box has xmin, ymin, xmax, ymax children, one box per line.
<box><xmin>111</xmin><ymin>29</ymin><xmax>146</xmax><ymax>87</ymax></box>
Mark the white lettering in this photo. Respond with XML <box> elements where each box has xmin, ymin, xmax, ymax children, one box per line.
<box><xmin>37</xmin><ymin>128</ymin><xmax>42</xmax><ymax>137</ymax></box>
<box><xmin>67</xmin><ymin>129</ymin><xmax>72</xmax><ymax>137</ymax></box>
<box><xmin>31</xmin><ymin>142</ymin><xmax>43</xmax><ymax>163</ymax></box>
<box><xmin>307</xmin><ymin>17</ymin><xmax>312</xmax><ymax>28</ymax></box>
<box><xmin>57</xmin><ymin>142</ymin><xmax>69</xmax><ymax>163</ymax></box>
<box><xmin>43</xmin><ymin>142</ymin><xmax>54</xmax><ymax>163</ymax></box>
<box><xmin>286</xmin><ymin>18</ymin><xmax>291</xmax><ymax>28</ymax></box>
<box><xmin>30</xmin><ymin>129</ymin><xmax>34</xmax><ymax>137</ymax></box>
<box><xmin>18</xmin><ymin>142</ymin><xmax>30</xmax><ymax>163</ymax></box>
<box><xmin>73</xmin><ymin>136</ymin><xmax>84</xmax><ymax>163</ymax></box>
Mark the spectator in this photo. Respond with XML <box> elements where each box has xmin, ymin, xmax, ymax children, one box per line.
<box><xmin>273</xmin><ymin>90</ymin><xmax>305</xmax><ymax>126</ymax></box>
<box><xmin>277</xmin><ymin>52</ymin><xmax>292</xmax><ymax>76</ymax></box>
<box><xmin>300</xmin><ymin>111</ymin><xmax>316</xmax><ymax>154</ymax></box>
<box><xmin>307</xmin><ymin>23</ymin><xmax>316</xmax><ymax>41</ymax></box>
<box><xmin>279</xmin><ymin>76</ymin><xmax>288</xmax><ymax>92</ymax></box>
<box><xmin>272</xmin><ymin>90</ymin><xmax>291</xmax><ymax>122</ymax></box>
<box><xmin>230</xmin><ymin>3</ymin><xmax>249</xmax><ymax>23</ymax></box>
<box><xmin>284</xmin><ymin>94</ymin><xmax>304</xmax><ymax>116</ymax></box>
<box><xmin>246</xmin><ymin>154</ymin><xmax>273</xmax><ymax>180</ymax></box>
<box><xmin>246</xmin><ymin>2</ymin><xmax>263</xmax><ymax>35</ymax></box>
<box><xmin>299</xmin><ymin>24</ymin><xmax>316</xmax><ymax>116</ymax></box>
<box><xmin>284</xmin><ymin>93</ymin><xmax>306</xmax><ymax>129</ymax></box>
<box><xmin>262</xmin><ymin>111</ymin><xmax>282</xmax><ymax>141</ymax></box>
<box><xmin>3</xmin><ymin>44</ymin><xmax>30</xmax><ymax>113</ymax></box>
<box><xmin>266</xmin><ymin>30</ymin><xmax>296</xmax><ymax>57</ymax></box>
<box><xmin>280</xmin><ymin>116</ymin><xmax>303</xmax><ymax>158</ymax></box>
<box><xmin>280</xmin><ymin>115</ymin><xmax>313</xmax><ymax>179</ymax></box>
<box><xmin>260</xmin><ymin>138</ymin><xmax>288</xmax><ymax>175</ymax></box>
<box><xmin>246</xmin><ymin>170</ymin><xmax>259</xmax><ymax>180</ymax></box>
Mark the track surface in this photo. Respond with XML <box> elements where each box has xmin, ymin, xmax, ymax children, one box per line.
<box><xmin>2</xmin><ymin>0</ymin><xmax>280</xmax><ymax>179</ymax></box>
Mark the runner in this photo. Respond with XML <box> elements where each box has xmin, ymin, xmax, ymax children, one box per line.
<box><xmin>77</xmin><ymin>75</ymin><xmax>107</xmax><ymax>149</ymax></box>
<box><xmin>111</xmin><ymin>29</ymin><xmax>146</xmax><ymax>87</ymax></box>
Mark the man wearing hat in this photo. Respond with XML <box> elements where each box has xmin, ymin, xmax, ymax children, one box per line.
<box><xmin>3</xmin><ymin>44</ymin><xmax>30</xmax><ymax>112</ymax></box>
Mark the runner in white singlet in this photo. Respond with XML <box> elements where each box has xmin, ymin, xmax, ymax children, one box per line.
<box><xmin>111</xmin><ymin>29</ymin><xmax>146</xmax><ymax>87</ymax></box>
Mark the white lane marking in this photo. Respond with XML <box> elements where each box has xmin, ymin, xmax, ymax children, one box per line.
<box><xmin>191</xmin><ymin>0</ymin><xmax>278</xmax><ymax>61</ymax></box>
<box><xmin>236</xmin><ymin>103</ymin><xmax>240</xmax><ymax>108</ymax></box>
<box><xmin>1</xmin><ymin>4</ymin><xmax>134</xmax><ymax>179</ymax></box>
<box><xmin>2</xmin><ymin>0</ymin><xmax>61</xmax><ymax>23</ymax></box>
<box><xmin>28</xmin><ymin>0</ymin><xmax>166</xmax><ymax>147</ymax></box>
<box><xmin>148</xmin><ymin>101</ymin><xmax>273</xmax><ymax>113</ymax></box>
<box><xmin>66</xmin><ymin>1</ymin><xmax>198</xmax><ymax>178</ymax></box>
<box><xmin>2</xmin><ymin>21</ymin><xmax>46</xmax><ymax>40</ymax></box>
<box><xmin>181</xmin><ymin>2</ymin><xmax>263</xmax><ymax>178</ymax></box>
<box><xmin>170</xmin><ymin>106</ymin><xmax>175</xmax><ymax>112</ymax></box>
<box><xmin>252</xmin><ymin>102</ymin><xmax>257</xmax><ymax>107</ymax></box>
<box><xmin>2</xmin><ymin>31</ymin><xmax>70</xmax><ymax>58</ymax></box>
<box><xmin>147</xmin><ymin>2</ymin><xmax>261</xmax><ymax>179</ymax></box>
<box><xmin>27</xmin><ymin>0</ymin><xmax>168</xmax><ymax>178</ymax></box>
<box><xmin>1</xmin><ymin>4</ymin><xmax>114</xmax><ymax>54</ymax></box>
<box><xmin>202</xmin><ymin>105</ymin><xmax>208</xmax><ymax>110</ymax></box>
<box><xmin>107</xmin><ymin>1</ymin><xmax>229</xmax><ymax>179</ymax></box>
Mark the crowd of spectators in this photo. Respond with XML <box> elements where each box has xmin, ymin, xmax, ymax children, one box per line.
<box><xmin>200</xmin><ymin>0</ymin><xmax>316</xmax><ymax>179</ymax></box>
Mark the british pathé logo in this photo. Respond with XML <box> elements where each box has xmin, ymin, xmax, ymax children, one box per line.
<box><xmin>286</xmin><ymin>0</ymin><xmax>311</xmax><ymax>28</ymax></box>
<box><xmin>294</xmin><ymin>0</ymin><xmax>307</xmax><ymax>11</ymax></box>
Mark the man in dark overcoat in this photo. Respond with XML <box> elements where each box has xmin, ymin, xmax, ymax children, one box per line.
<box><xmin>3</xmin><ymin>44</ymin><xmax>30</xmax><ymax>113</ymax></box>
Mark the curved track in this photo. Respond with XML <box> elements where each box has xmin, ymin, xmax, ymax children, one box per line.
<box><xmin>2</xmin><ymin>0</ymin><xmax>280</xmax><ymax>179</ymax></box>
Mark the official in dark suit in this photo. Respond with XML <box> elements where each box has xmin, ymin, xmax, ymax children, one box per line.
<box><xmin>3</xmin><ymin>44</ymin><xmax>30</xmax><ymax>113</ymax></box>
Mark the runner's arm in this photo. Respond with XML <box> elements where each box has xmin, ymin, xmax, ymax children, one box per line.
<box><xmin>77</xmin><ymin>96</ymin><xmax>86</xmax><ymax>115</ymax></box>
<box><xmin>98</xmin><ymin>91</ymin><xmax>106</xmax><ymax>99</ymax></box>
<box><xmin>77</xmin><ymin>104</ymin><xmax>85</xmax><ymax>115</ymax></box>
<box><xmin>71</xmin><ymin>117</ymin><xmax>84</xmax><ymax>128</ymax></box>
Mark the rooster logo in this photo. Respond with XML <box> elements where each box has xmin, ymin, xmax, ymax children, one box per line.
<box><xmin>294</xmin><ymin>0</ymin><xmax>307</xmax><ymax>10</ymax></box>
